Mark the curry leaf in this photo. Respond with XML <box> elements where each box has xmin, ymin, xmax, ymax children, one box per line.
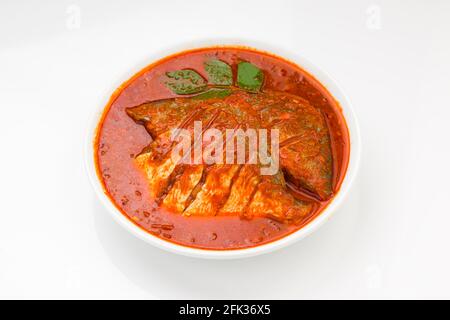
<box><xmin>236</xmin><ymin>62</ymin><xmax>264</xmax><ymax>92</ymax></box>
<box><xmin>193</xmin><ymin>88</ymin><xmax>232</xmax><ymax>100</ymax></box>
<box><xmin>204</xmin><ymin>59</ymin><xmax>233</xmax><ymax>86</ymax></box>
<box><xmin>165</xmin><ymin>69</ymin><xmax>207</xmax><ymax>94</ymax></box>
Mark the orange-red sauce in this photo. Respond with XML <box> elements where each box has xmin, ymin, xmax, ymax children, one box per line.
<box><xmin>95</xmin><ymin>47</ymin><xmax>350</xmax><ymax>250</ymax></box>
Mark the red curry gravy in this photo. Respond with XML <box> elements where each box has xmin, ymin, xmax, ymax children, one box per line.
<box><xmin>95</xmin><ymin>47</ymin><xmax>350</xmax><ymax>250</ymax></box>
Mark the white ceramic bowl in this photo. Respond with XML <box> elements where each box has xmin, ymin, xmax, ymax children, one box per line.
<box><xmin>85</xmin><ymin>39</ymin><xmax>361</xmax><ymax>259</ymax></box>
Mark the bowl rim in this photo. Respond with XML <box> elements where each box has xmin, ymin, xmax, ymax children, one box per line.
<box><xmin>84</xmin><ymin>38</ymin><xmax>361</xmax><ymax>259</ymax></box>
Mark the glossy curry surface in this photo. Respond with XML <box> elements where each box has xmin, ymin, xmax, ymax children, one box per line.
<box><xmin>95</xmin><ymin>47</ymin><xmax>350</xmax><ymax>250</ymax></box>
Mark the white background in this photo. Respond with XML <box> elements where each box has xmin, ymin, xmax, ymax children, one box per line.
<box><xmin>1</xmin><ymin>0</ymin><xmax>449</xmax><ymax>299</ymax></box>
